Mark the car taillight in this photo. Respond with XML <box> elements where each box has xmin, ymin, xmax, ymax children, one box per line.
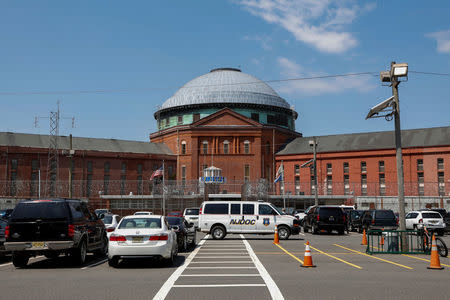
<box><xmin>396</xmin><ymin>218</ymin><xmax>399</xmax><ymax>225</ymax></box>
<box><xmin>342</xmin><ymin>215</ymin><xmax>346</xmax><ymax>222</ymax></box>
<box><xmin>149</xmin><ymin>234</ymin><xmax>168</xmax><ymax>241</ymax></box>
<box><xmin>68</xmin><ymin>224</ymin><xmax>75</xmax><ymax>238</ymax></box>
<box><xmin>419</xmin><ymin>219</ymin><xmax>423</xmax><ymax>223</ymax></box>
<box><xmin>199</xmin><ymin>207</ymin><xmax>203</xmax><ymax>215</ymax></box>
<box><xmin>106</xmin><ymin>227</ymin><xmax>115</xmax><ymax>232</ymax></box>
<box><xmin>371</xmin><ymin>219</ymin><xmax>375</xmax><ymax>225</ymax></box>
<box><xmin>5</xmin><ymin>225</ymin><xmax>9</xmax><ymax>239</ymax></box>
<box><xmin>317</xmin><ymin>215</ymin><xmax>320</xmax><ymax>221</ymax></box>
<box><xmin>110</xmin><ymin>235</ymin><xmax>126</xmax><ymax>242</ymax></box>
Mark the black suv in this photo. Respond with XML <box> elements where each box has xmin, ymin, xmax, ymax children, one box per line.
<box><xmin>5</xmin><ymin>199</ymin><xmax>108</xmax><ymax>267</ymax></box>
<box><xmin>360</xmin><ymin>209</ymin><xmax>398</xmax><ymax>232</ymax></box>
<box><xmin>303</xmin><ymin>206</ymin><xmax>347</xmax><ymax>235</ymax></box>
<box><xmin>348</xmin><ymin>210</ymin><xmax>364</xmax><ymax>232</ymax></box>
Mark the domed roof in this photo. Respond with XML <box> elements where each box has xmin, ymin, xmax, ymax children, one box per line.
<box><xmin>160</xmin><ymin>68</ymin><xmax>291</xmax><ymax>111</ymax></box>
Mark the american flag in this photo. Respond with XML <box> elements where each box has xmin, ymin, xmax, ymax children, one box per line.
<box><xmin>150</xmin><ymin>166</ymin><xmax>163</xmax><ymax>180</ymax></box>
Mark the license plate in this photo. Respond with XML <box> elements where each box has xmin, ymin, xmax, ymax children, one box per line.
<box><xmin>31</xmin><ymin>242</ymin><xmax>45</xmax><ymax>248</ymax></box>
<box><xmin>132</xmin><ymin>236</ymin><xmax>143</xmax><ymax>243</ymax></box>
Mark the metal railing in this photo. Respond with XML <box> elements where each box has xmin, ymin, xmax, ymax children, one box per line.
<box><xmin>366</xmin><ymin>230</ymin><xmax>428</xmax><ymax>255</ymax></box>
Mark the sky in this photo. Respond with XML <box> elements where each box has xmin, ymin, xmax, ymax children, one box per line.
<box><xmin>1</xmin><ymin>0</ymin><xmax>449</xmax><ymax>141</ymax></box>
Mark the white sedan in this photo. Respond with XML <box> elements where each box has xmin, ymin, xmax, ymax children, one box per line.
<box><xmin>101</xmin><ymin>214</ymin><xmax>120</xmax><ymax>238</ymax></box>
<box><xmin>108</xmin><ymin>215</ymin><xmax>178</xmax><ymax>267</ymax></box>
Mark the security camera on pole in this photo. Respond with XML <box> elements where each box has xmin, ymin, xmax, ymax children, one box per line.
<box><xmin>366</xmin><ymin>62</ymin><xmax>408</xmax><ymax>251</ymax></box>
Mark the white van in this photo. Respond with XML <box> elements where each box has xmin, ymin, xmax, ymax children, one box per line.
<box><xmin>199</xmin><ymin>201</ymin><xmax>301</xmax><ymax>240</ymax></box>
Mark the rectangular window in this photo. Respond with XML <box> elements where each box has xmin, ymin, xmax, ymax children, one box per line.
<box><xmin>379</xmin><ymin>174</ymin><xmax>385</xmax><ymax>196</ymax></box>
<box><xmin>223</xmin><ymin>143</ymin><xmax>229</xmax><ymax>154</ymax></box>
<box><xmin>168</xmin><ymin>165</ymin><xmax>173</xmax><ymax>176</ymax></box>
<box><xmin>310</xmin><ymin>175</ymin><xmax>315</xmax><ymax>194</ymax></box>
<box><xmin>137</xmin><ymin>163</ymin><xmax>143</xmax><ymax>174</ymax></box>
<box><xmin>244</xmin><ymin>142</ymin><xmax>250</xmax><ymax>154</ymax></box>
<box><xmin>181</xmin><ymin>166</ymin><xmax>186</xmax><ymax>185</ymax></box>
<box><xmin>181</xmin><ymin>143</ymin><xmax>186</xmax><ymax>155</ymax></box>
<box><xmin>379</xmin><ymin>161</ymin><xmax>385</xmax><ymax>173</ymax></box>
<box><xmin>343</xmin><ymin>162</ymin><xmax>349</xmax><ymax>173</ymax></box>
<box><xmin>87</xmin><ymin>161</ymin><xmax>93</xmax><ymax>173</ymax></box>
<box><xmin>438</xmin><ymin>172</ymin><xmax>445</xmax><ymax>196</ymax></box>
<box><xmin>32</xmin><ymin>159</ymin><xmax>39</xmax><ymax>171</ymax></box>
<box><xmin>104</xmin><ymin>175</ymin><xmax>110</xmax><ymax>195</ymax></box>
<box><xmin>361</xmin><ymin>161</ymin><xmax>367</xmax><ymax>173</ymax></box>
<box><xmin>326</xmin><ymin>175</ymin><xmax>332</xmax><ymax>195</ymax></box>
<box><xmin>231</xmin><ymin>203</ymin><xmax>240</xmax><ymax>214</ymax></box>
<box><xmin>417</xmin><ymin>159</ymin><xmax>423</xmax><ymax>171</ymax></box>
<box><xmin>11</xmin><ymin>159</ymin><xmax>18</xmax><ymax>170</ymax></box>
<box><xmin>418</xmin><ymin>172</ymin><xmax>424</xmax><ymax>196</ymax></box>
<box><xmin>30</xmin><ymin>172</ymin><xmax>38</xmax><ymax>196</ymax></box>
<box><xmin>121</xmin><ymin>162</ymin><xmax>126</xmax><ymax>173</ymax></box>
<box><xmin>177</xmin><ymin>115</ymin><xmax>183</xmax><ymax>124</ymax></box>
<box><xmin>295</xmin><ymin>176</ymin><xmax>300</xmax><ymax>193</ymax></box>
<box><xmin>165</xmin><ymin>117</ymin><xmax>170</xmax><ymax>127</ymax></box>
<box><xmin>193</xmin><ymin>113</ymin><xmax>200</xmax><ymax>122</ymax></box>
<box><xmin>326</xmin><ymin>163</ymin><xmax>332</xmax><ymax>174</ymax></box>
<box><xmin>120</xmin><ymin>175</ymin><xmax>126</xmax><ymax>195</ymax></box>
<box><xmin>437</xmin><ymin>158</ymin><xmax>444</xmax><ymax>170</ymax></box>
<box><xmin>251</xmin><ymin>113</ymin><xmax>259</xmax><ymax>122</ymax></box>
<box><xmin>244</xmin><ymin>164</ymin><xmax>250</xmax><ymax>182</ymax></box>
<box><xmin>137</xmin><ymin>175</ymin><xmax>143</xmax><ymax>195</ymax></box>
<box><xmin>310</xmin><ymin>165</ymin><xmax>314</xmax><ymax>175</ymax></box>
<box><xmin>104</xmin><ymin>162</ymin><xmax>110</xmax><ymax>173</ymax></box>
<box><xmin>361</xmin><ymin>174</ymin><xmax>367</xmax><ymax>196</ymax></box>
<box><xmin>202</xmin><ymin>143</ymin><xmax>208</xmax><ymax>154</ymax></box>
<box><xmin>344</xmin><ymin>174</ymin><xmax>350</xmax><ymax>195</ymax></box>
<box><xmin>204</xmin><ymin>203</ymin><xmax>228</xmax><ymax>214</ymax></box>
<box><xmin>86</xmin><ymin>174</ymin><xmax>92</xmax><ymax>197</ymax></box>
<box><xmin>294</xmin><ymin>164</ymin><xmax>300</xmax><ymax>175</ymax></box>
<box><xmin>10</xmin><ymin>171</ymin><xmax>17</xmax><ymax>196</ymax></box>
<box><xmin>242</xmin><ymin>204</ymin><xmax>254</xmax><ymax>215</ymax></box>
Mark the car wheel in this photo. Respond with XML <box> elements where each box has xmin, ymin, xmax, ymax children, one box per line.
<box><xmin>183</xmin><ymin>236</ymin><xmax>188</xmax><ymax>251</ymax></box>
<box><xmin>191</xmin><ymin>234</ymin><xmax>196</xmax><ymax>247</ymax></box>
<box><xmin>312</xmin><ymin>224</ymin><xmax>318</xmax><ymax>234</ymax></box>
<box><xmin>108</xmin><ymin>256</ymin><xmax>119</xmax><ymax>268</ymax></box>
<box><xmin>211</xmin><ymin>225</ymin><xmax>226</xmax><ymax>240</ymax></box>
<box><xmin>278</xmin><ymin>226</ymin><xmax>291</xmax><ymax>240</ymax></box>
<box><xmin>166</xmin><ymin>244</ymin><xmax>178</xmax><ymax>265</ymax></box>
<box><xmin>95</xmin><ymin>235</ymin><xmax>108</xmax><ymax>256</ymax></box>
<box><xmin>358</xmin><ymin>226</ymin><xmax>362</xmax><ymax>233</ymax></box>
<box><xmin>72</xmin><ymin>240</ymin><xmax>87</xmax><ymax>265</ymax></box>
<box><xmin>338</xmin><ymin>228</ymin><xmax>345</xmax><ymax>235</ymax></box>
<box><xmin>303</xmin><ymin>226</ymin><xmax>309</xmax><ymax>233</ymax></box>
<box><xmin>438</xmin><ymin>230</ymin><xmax>444</xmax><ymax>237</ymax></box>
<box><xmin>12</xmin><ymin>253</ymin><xmax>29</xmax><ymax>268</ymax></box>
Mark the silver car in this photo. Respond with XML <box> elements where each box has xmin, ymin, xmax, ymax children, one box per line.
<box><xmin>183</xmin><ymin>208</ymin><xmax>199</xmax><ymax>229</ymax></box>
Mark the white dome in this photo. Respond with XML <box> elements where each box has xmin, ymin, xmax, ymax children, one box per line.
<box><xmin>160</xmin><ymin>68</ymin><xmax>290</xmax><ymax>110</ymax></box>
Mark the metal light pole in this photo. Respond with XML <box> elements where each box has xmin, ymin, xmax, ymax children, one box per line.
<box><xmin>309</xmin><ymin>138</ymin><xmax>318</xmax><ymax>206</ymax></box>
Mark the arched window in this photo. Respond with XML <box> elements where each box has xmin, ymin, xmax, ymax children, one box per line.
<box><xmin>202</xmin><ymin>141</ymin><xmax>208</xmax><ymax>154</ymax></box>
<box><xmin>223</xmin><ymin>140</ymin><xmax>230</xmax><ymax>154</ymax></box>
<box><xmin>244</xmin><ymin>140</ymin><xmax>250</xmax><ymax>154</ymax></box>
<box><xmin>181</xmin><ymin>141</ymin><xmax>186</xmax><ymax>155</ymax></box>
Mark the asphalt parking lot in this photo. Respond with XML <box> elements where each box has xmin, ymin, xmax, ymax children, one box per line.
<box><xmin>1</xmin><ymin>231</ymin><xmax>449</xmax><ymax>300</ymax></box>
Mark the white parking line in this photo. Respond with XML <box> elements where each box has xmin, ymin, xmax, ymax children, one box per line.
<box><xmin>241</xmin><ymin>234</ymin><xmax>284</xmax><ymax>300</ymax></box>
<box><xmin>173</xmin><ymin>284</ymin><xmax>267</xmax><ymax>288</ymax></box>
<box><xmin>187</xmin><ymin>266</ymin><xmax>257</xmax><ymax>269</ymax></box>
<box><xmin>189</xmin><ymin>261</ymin><xmax>253</xmax><ymax>264</ymax></box>
<box><xmin>81</xmin><ymin>258</ymin><xmax>108</xmax><ymax>270</ymax></box>
<box><xmin>194</xmin><ymin>256</ymin><xmax>250</xmax><ymax>258</ymax></box>
<box><xmin>196</xmin><ymin>252</ymin><xmax>248</xmax><ymax>254</ymax></box>
<box><xmin>153</xmin><ymin>234</ymin><xmax>209</xmax><ymax>300</ymax></box>
<box><xmin>180</xmin><ymin>274</ymin><xmax>260</xmax><ymax>277</ymax></box>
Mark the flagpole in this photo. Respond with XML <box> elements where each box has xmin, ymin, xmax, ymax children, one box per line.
<box><xmin>162</xmin><ymin>160</ymin><xmax>165</xmax><ymax>216</ymax></box>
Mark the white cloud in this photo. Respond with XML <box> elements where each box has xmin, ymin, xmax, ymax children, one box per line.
<box><xmin>427</xmin><ymin>30</ymin><xmax>450</xmax><ymax>53</ymax></box>
<box><xmin>243</xmin><ymin>34</ymin><xmax>273</xmax><ymax>50</ymax></box>
<box><xmin>236</xmin><ymin>0</ymin><xmax>375</xmax><ymax>54</ymax></box>
<box><xmin>276</xmin><ymin>56</ymin><xmax>375</xmax><ymax>95</ymax></box>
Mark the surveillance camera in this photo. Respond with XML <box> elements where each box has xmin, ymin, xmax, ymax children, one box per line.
<box><xmin>309</xmin><ymin>140</ymin><xmax>315</xmax><ymax>147</ymax></box>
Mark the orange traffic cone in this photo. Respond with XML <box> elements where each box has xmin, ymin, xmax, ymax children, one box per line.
<box><xmin>361</xmin><ymin>229</ymin><xmax>368</xmax><ymax>246</ymax></box>
<box><xmin>273</xmin><ymin>225</ymin><xmax>279</xmax><ymax>245</ymax></box>
<box><xmin>301</xmin><ymin>241</ymin><xmax>316</xmax><ymax>268</ymax></box>
<box><xmin>427</xmin><ymin>234</ymin><xmax>444</xmax><ymax>270</ymax></box>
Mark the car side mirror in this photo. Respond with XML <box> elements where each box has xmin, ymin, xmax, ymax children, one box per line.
<box><xmin>189</xmin><ymin>223</ymin><xmax>194</xmax><ymax>228</ymax></box>
<box><xmin>99</xmin><ymin>213</ymin><xmax>105</xmax><ymax>219</ymax></box>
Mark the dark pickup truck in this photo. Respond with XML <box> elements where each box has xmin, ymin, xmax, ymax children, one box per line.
<box><xmin>5</xmin><ymin>199</ymin><xmax>108</xmax><ymax>267</ymax></box>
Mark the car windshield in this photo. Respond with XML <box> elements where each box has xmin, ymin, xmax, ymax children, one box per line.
<box><xmin>271</xmin><ymin>205</ymin><xmax>284</xmax><ymax>215</ymax></box>
<box><xmin>422</xmin><ymin>212</ymin><xmax>441</xmax><ymax>219</ymax></box>
<box><xmin>118</xmin><ymin>218</ymin><xmax>161</xmax><ymax>229</ymax></box>
<box><xmin>134</xmin><ymin>212</ymin><xmax>150</xmax><ymax>215</ymax></box>
<box><xmin>375</xmin><ymin>210</ymin><xmax>395</xmax><ymax>219</ymax></box>
<box><xmin>11</xmin><ymin>201</ymin><xmax>68</xmax><ymax>220</ymax></box>
<box><xmin>319</xmin><ymin>207</ymin><xmax>343</xmax><ymax>217</ymax></box>
<box><xmin>167</xmin><ymin>217</ymin><xmax>182</xmax><ymax>225</ymax></box>
<box><xmin>184</xmin><ymin>209</ymin><xmax>199</xmax><ymax>215</ymax></box>
<box><xmin>102</xmin><ymin>216</ymin><xmax>113</xmax><ymax>224</ymax></box>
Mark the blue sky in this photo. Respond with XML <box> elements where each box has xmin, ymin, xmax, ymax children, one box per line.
<box><xmin>1</xmin><ymin>0</ymin><xmax>449</xmax><ymax>141</ymax></box>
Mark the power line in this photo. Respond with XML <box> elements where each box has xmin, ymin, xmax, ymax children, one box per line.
<box><xmin>409</xmin><ymin>71</ymin><xmax>450</xmax><ymax>77</ymax></box>
<box><xmin>0</xmin><ymin>72</ymin><xmax>377</xmax><ymax>96</ymax></box>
